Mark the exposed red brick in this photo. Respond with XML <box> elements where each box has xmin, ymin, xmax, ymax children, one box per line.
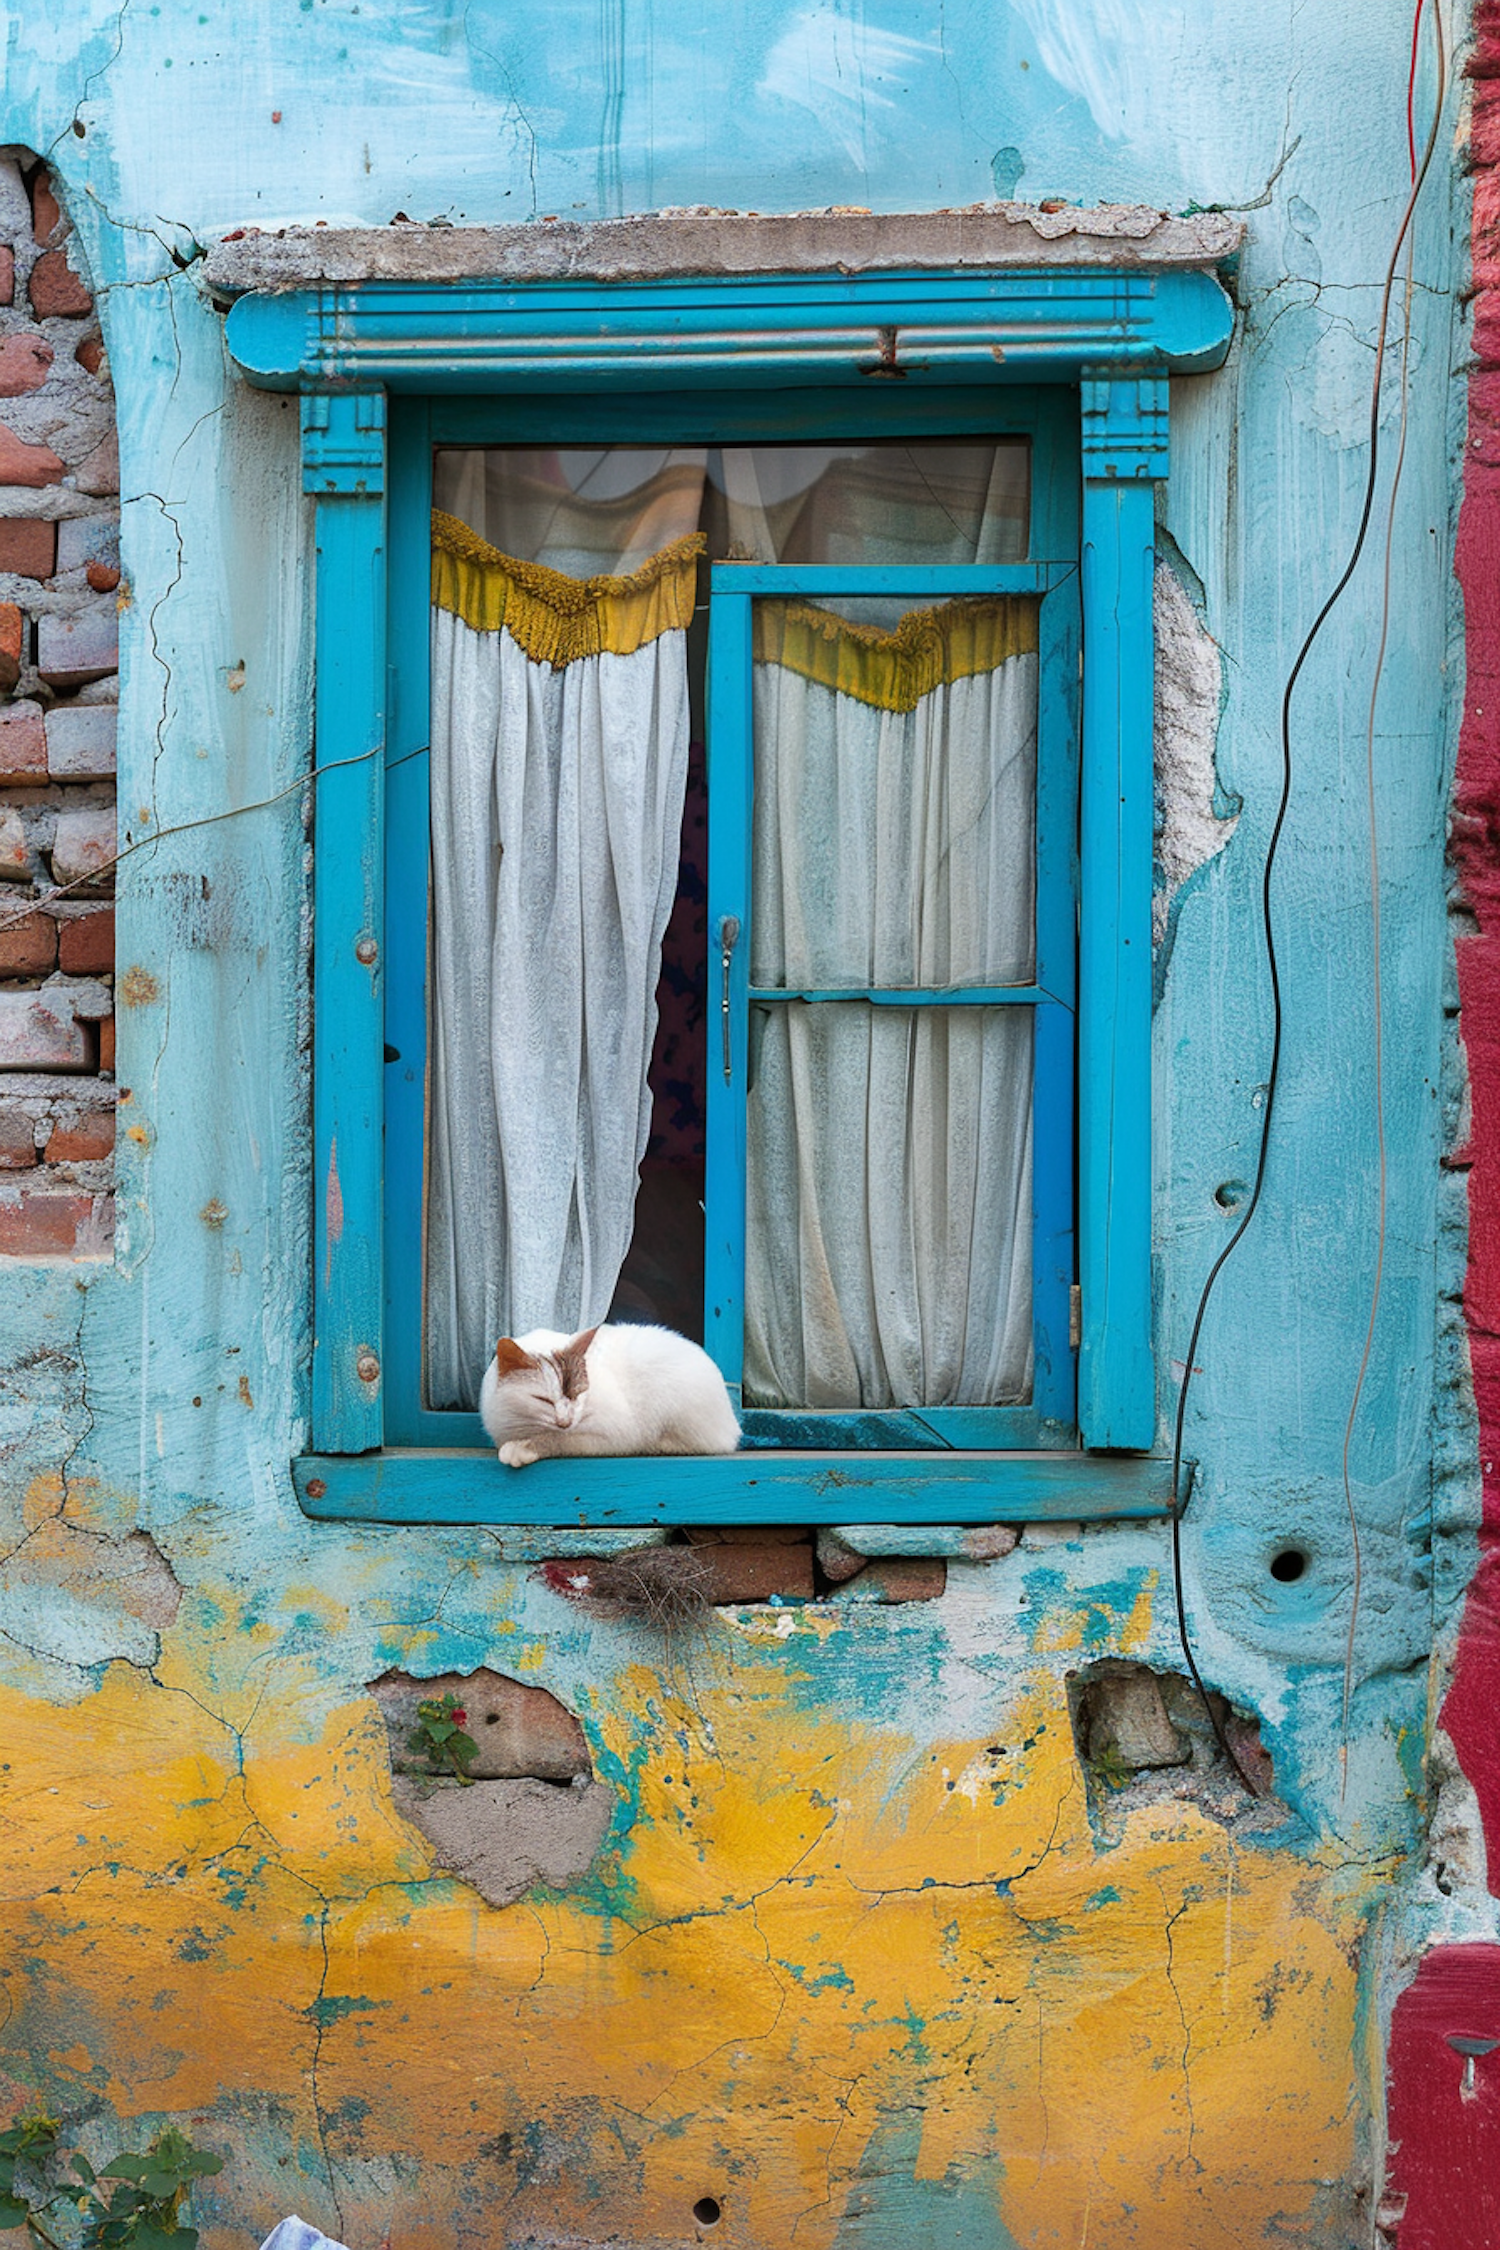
<box><xmin>691</xmin><ymin>1542</ymin><xmax>814</xmax><ymax>1602</ymax></box>
<box><xmin>0</xmin><ymin>604</ymin><xmax>21</xmax><ymax>693</ymax></box>
<box><xmin>0</xmin><ymin>519</ymin><xmax>56</xmax><ymax>580</ymax></box>
<box><xmin>0</xmin><ymin>423</ymin><xmax>64</xmax><ymax>488</ymax></box>
<box><xmin>0</xmin><ymin>701</ymin><xmax>47</xmax><ymax>784</ymax></box>
<box><xmin>45</xmin><ymin>1114</ymin><xmax>114</xmax><ymax>1164</ymax></box>
<box><xmin>74</xmin><ymin>336</ymin><xmax>104</xmax><ymax>376</ymax></box>
<box><xmin>0</xmin><ymin>1189</ymin><xmax>110</xmax><ymax>1256</ymax></box>
<box><xmin>98</xmin><ymin>1014</ymin><xmax>114</xmax><ymax>1073</ymax></box>
<box><xmin>74</xmin><ymin>433</ymin><xmax>117</xmax><ymax>497</ymax></box>
<box><xmin>30</xmin><ymin>170</ymin><xmax>61</xmax><ymax>246</ymax></box>
<box><xmin>57</xmin><ymin>906</ymin><xmax>112</xmax><ymax>974</ymax></box>
<box><xmin>0</xmin><ymin>913</ymin><xmax>55</xmax><ymax>976</ymax></box>
<box><xmin>85</xmin><ymin>561</ymin><xmax>119</xmax><ymax>593</ymax></box>
<box><xmin>27</xmin><ymin>248</ymin><xmax>91</xmax><ymax>320</ymax></box>
<box><xmin>0</xmin><ymin>247</ymin><xmax>12</xmax><ymax>308</ymax></box>
<box><xmin>0</xmin><ymin>333</ymin><xmax>54</xmax><ymax>398</ymax></box>
<box><xmin>0</xmin><ymin>1115</ymin><xmax>35</xmax><ymax>1170</ymax></box>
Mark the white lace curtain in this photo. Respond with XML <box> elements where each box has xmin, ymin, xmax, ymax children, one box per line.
<box><xmin>744</xmin><ymin>601</ymin><xmax>1037</xmax><ymax>1409</ymax></box>
<box><xmin>425</xmin><ymin>520</ymin><xmax>700</xmax><ymax>1410</ymax></box>
<box><xmin>426</xmin><ymin>445</ymin><xmax>1035</xmax><ymax>1413</ymax></box>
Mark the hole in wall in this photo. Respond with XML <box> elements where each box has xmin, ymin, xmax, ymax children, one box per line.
<box><xmin>693</xmin><ymin>2198</ymin><xmax>722</xmax><ymax>2228</ymax></box>
<box><xmin>1214</xmin><ymin>1178</ymin><xmax>1248</xmax><ymax>1211</ymax></box>
<box><xmin>1269</xmin><ymin>1547</ymin><xmax>1309</xmax><ymax>1584</ymax></box>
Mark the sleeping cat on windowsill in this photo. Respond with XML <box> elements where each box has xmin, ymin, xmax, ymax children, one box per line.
<box><xmin>479</xmin><ymin>1323</ymin><xmax>741</xmax><ymax>1466</ymax></box>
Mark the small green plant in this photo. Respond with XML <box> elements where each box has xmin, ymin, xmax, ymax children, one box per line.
<box><xmin>0</xmin><ymin>2119</ymin><xmax>222</xmax><ymax>2250</ymax></box>
<box><xmin>410</xmin><ymin>1692</ymin><xmax>479</xmax><ymax>1783</ymax></box>
<box><xmin>1090</xmin><ymin>1744</ymin><xmax>1134</xmax><ymax>1792</ymax></box>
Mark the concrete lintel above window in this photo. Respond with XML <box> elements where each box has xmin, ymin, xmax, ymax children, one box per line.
<box><xmin>221</xmin><ymin>227</ymin><xmax>1238</xmax><ymax>395</ymax></box>
<box><xmin>207</xmin><ymin>203</ymin><xmax>1243</xmax><ymax>299</ymax></box>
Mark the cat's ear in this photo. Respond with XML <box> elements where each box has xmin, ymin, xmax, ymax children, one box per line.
<box><xmin>555</xmin><ymin>1327</ymin><xmax>597</xmax><ymax>1397</ymax></box>
<box><xmin>493</xmin><ymin>1337</ymin><xmax>539</xmax><ymax>1378</ymax></box>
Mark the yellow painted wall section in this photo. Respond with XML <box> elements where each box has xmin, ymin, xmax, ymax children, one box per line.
<box><xmin>0</xmin><ymin>1556</ymin><xmax>1393</xmax><ymax>2250</ymax></box>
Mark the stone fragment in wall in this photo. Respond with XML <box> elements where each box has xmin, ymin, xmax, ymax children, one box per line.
<box><xmin>0</xmin><ymin>805</ymin><xmax>30</xmax><ymax>880</ymax></box>
<box><xmin>44</xmin><ymin>702</ymin><xmax>114</xmax><ymax>779</ymax></box>
<box><xmin>73</xmin><ymin>432</ymin><xmax>118</xmax><ymax>498</ymax></box>
<box><xmin>816</xmin><ymin>1527</ymin><xmax>868</xmax><ymax>1582</ymax></box>
<box><xmin>36</xmin><ymin>603</ymin><xmax>117</xmax><ymax>690</ymax></box>
<box><xmin>57</xmin><ymin>904</ymin><xmax>111</xmax><ymax>972</ymax></box>
<box><xmin>75</xmin><ymin>337</ymin><xmax>105</xmax><ymax>378</ymax></box>
<box><xmin>0</xmin><ymin>1109</ymin><xmax>36</xmax><ymax>1167</ymax></box>
<box><xmin>0</xmin><ymin>987</ymin><xmax>92</xmax><ymax>1070</ymax></box>
<box><xmin>50</xmin><ymin>806</ymin><xmax>115</xmax><ymax>888</ymax></box>
<box><xmin>0</xmin><ymin>335</ymin><xmax>54</xmax><ymax>398</ymax></box>
<box><xmin>27</xmin><ymin>248</ymin><xmax>91</xmax><ymax>320</ymax></box>
<box><xmin>0</xmin><ymin>518</ymin><xmax>55</xmax><ymax>578</ymax></box>
<box><xmin>50</xmin><ymin>974</ymin><xmax>112</xmax><ymax>1022</ymax></box>
<box><xmin>373</xmin><ymin>1668</ymin><xmax>592</xmax><ymax>1783</ymax></box>
<box><xmin>1081</xmin><ymin>1663</ymin><xmax>1189</xmax><ymax>1772</ymax></box>
<box><xmin>0</xmin><ymin>249</ymin><xmax>12</xmax><ymax>309</ymax></box>
<box><xmin>828</xmin><ymin>1557</ymin><xmax>947</xmax><ymax>1603</ymax></box>
<box><xmin>0</xmin><ymin>699</ymin><xmax>46</xmax><ymax>782</ymax></box>
<box><xmin>0</xmin><ymin>910</ymin><xmax>55</xmax><ymax>974</ymax></box>
<box><xmin>391</xmin><ymin>1772</ymin><xmax>615</xmax><ymax>1911</ymax></box>
<box><xmin>0</xmin><ymin>423</ymin><xmax>63</xmax><ymax>487</ymax></box>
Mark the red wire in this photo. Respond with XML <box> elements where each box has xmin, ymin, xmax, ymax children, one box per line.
<box><xmin>1409</xmin><ymin>0</ymin><xmax>1426</xmax><ymax>180</ymax></box>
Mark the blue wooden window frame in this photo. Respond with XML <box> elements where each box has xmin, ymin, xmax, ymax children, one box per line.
<box><xmin>704</xmin><ymin>556</ymin><xmax>1078</xmax><ymax>1452</ymax></box>
<box><xmin>223</xmin><ymin>264</ymin><xmax>1236</xmax><ymax>1526</ymax></box>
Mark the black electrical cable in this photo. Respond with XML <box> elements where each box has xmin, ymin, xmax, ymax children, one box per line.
<box><xmin>1167</xmin><ymin>0</ymin><xmax>1447</xmax><ymax>1796</ymax></box>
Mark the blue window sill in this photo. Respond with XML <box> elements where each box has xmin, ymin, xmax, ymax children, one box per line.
<box><xmin>292</xmin><ymin>1449</ymin><xmax>1173</xmax><ymax>1527</ymax></box>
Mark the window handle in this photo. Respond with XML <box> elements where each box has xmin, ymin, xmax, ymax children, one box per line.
<box><xmin>719</xmin><ymin>915</ymin><xmax>741</xmax><ymax>1083</ymax></box>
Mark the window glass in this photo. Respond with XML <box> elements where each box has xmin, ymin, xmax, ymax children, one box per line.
<box><xmin>425</xmin><ymin>442</ymin><xmax>1034</xmax><ymax>1414</ymax></box>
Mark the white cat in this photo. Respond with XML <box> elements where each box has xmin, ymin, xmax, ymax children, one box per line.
<box><xmin>479</xmin><ymin>1322</ymin><xmax>741</xmax><ymax>1467</ymax></box>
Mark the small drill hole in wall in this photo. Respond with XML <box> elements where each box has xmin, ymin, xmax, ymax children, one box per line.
<box><xmin>1214</xmin><ymin>1178</ymin><xmax>1248</xmax><ymax>1211</ymax></box>
<box><xmin>693</xmin><ymin>2198</ymin><xmax>722</xmax><ymax>2228</ymax></box>
<box><xmin>1269</xmin><ymin>1547</ymin><xmax>1309</xmax><ymax>1584</ymax></box>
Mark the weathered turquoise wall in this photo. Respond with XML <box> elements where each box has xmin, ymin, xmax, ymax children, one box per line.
<box><xmin>0</xmin><ymin>5</ymin><xmax>1478</xmax><ymax>2245</ymax></box>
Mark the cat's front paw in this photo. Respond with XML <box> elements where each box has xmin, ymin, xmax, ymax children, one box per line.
<box><xmin>499</xmin><ymin>1440</ymin><xmax>540</xmax><ymax>1469</ymax></box>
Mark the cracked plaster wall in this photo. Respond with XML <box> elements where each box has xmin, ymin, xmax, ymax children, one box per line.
<box><xmin>0</xmin><ymin>5</ymin><xmax>1476</xmax><ymax>2249</ymax></box>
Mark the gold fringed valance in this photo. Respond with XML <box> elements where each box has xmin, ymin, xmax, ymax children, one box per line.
<box><xmin>431</xmin><ymin>510</ymin><xmax>705</xmax><ymax>666</ymax></box>
<box><xmin>753</xmin><ymin>596</ymin><xmax>1037</xmax><ymax>714</ymax></box>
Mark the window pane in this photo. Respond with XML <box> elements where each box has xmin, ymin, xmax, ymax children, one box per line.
<box><xmin>749</xmin><ymin>597</ymin><xmax>1037</xmax><ymax>990</ymax></box>
<box><xmin>432</xmin><ymin>440</ymin><xmax>1029</xmax><ymax>570</ymax></box>
<box><xmin>745</xmin><ymin>1003</ymin><xmax>1034</xmax><ymax>1409</ymax></box>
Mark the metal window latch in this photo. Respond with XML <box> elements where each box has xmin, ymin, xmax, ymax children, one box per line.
<box><xmin>719</xmin><ymin>915</ymin><xmax>741</xmax><ymax>1083</ymax></box>
<box><xmin>1069</xmin><ymin>1283</ymin><xmax>1082</xmax><ymax>1350</ymax></box>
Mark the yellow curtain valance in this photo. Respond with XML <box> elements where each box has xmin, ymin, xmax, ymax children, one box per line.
<box><xmin>753</xmin><ymin>595</ymin><xmax>1037</xmax><ymax>714</ymax></box>
<box><xmin>431</xmin><ymin>510</ymin><xmax>705</xmax><ymax>666</ymax></box>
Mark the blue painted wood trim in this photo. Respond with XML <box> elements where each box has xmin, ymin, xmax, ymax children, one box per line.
<box><xmin>709</xmin><ymin>564</ymin><xmax>1070</xmax><ymax>596</ymax></box>
<box><xmin>1077</xmin><ymin>376</ymin><xmax>1160</xmax><ymax>1449</ymax></box>
<box><xmin>705</xmin><ymin>589</ymin><xmax>752</xmax><ymax>1402</ymax></box>
<box><xmin>227</xmin><ymin>268</ymin><xmax>1236</xmax><ymax>392</ymax></box>
<box><xmin>293</xmin><ymin>1448</ymin><xmax>1175</xmax><ymax>1526</ymax></box>
<box><xmin>305</xmin><ymin>390</ymin><xmax>388</xmax><ymax>1451</ymax></box>
<box><xmin>382</xmin><ymin>399</ymin><xmax>432</xmax><ymax>1447</ymax></box>
<box><xmin>426</xmin><ymin>384</ymin><xmax>1072</xmax><ymax>449</ymax></box>
<box><xmin>748</xmin><ymin>985</ymin><xmax>1056</xmax><ymax>1006</ymax></box>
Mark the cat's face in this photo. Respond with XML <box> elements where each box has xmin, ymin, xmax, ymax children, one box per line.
<box><xmin>491</xmin><ymin>1329</ymin><xmax>596</xmax><ymax>1432</ymax></box>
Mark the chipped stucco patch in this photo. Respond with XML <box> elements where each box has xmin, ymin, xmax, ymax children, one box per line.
<box><xmin>1154</xmin><ymin>553</ymin><xmax>1239</xmax><ymax>980</ymax></box>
